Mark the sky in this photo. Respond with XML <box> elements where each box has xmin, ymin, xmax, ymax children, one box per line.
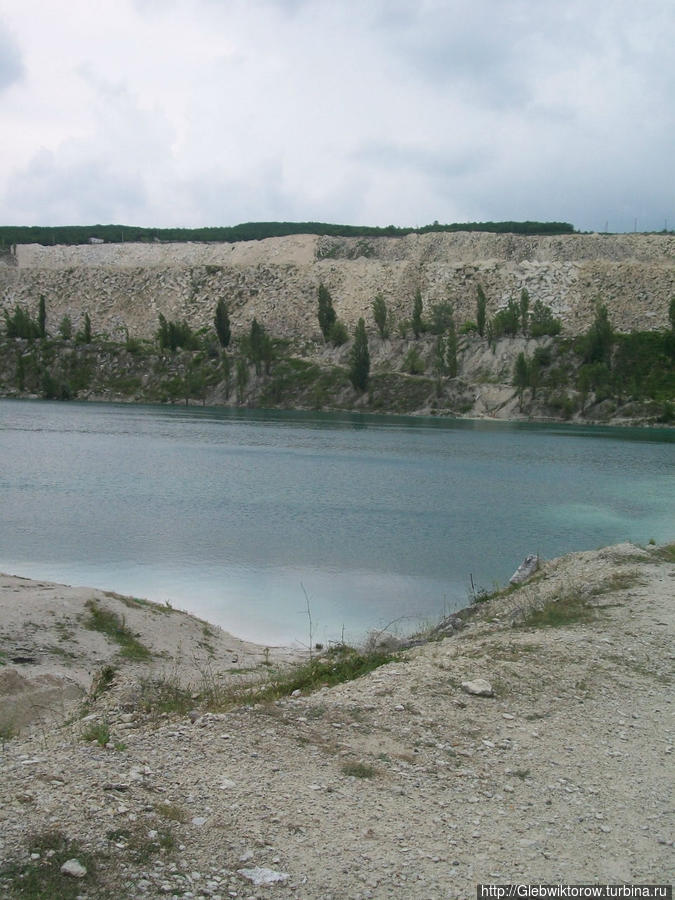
<box><xmin>0</xmin><ymin>0</ymin><xmax>673</xmax><ymax>233</ymax></box>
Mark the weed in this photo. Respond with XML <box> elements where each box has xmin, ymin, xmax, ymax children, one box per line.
<box><xmin>106</xmin><ymin>825</ymin><xmax>174</xmax><ymax>862</ymax></box>
<box><xmin>47</xmin><ymin>644</ymin><xmax>76</xmax><ymax>660</ymax></box>
<box><xmin>90</xmin><ymin>664</ymin><xmax>117</xmax><ymax>700</ymax></box>
<box><xmin>0</xmin><ymin>719</ymin><xmax>17</xmax><ymax>745</ymax></box>
<box><xmin>651</xmin><ymin>542</ymin><xmax>675</xmax><ymax>564</ymax></box>
<box><xmin>82</xmin><ymin>722</ymin><xmax>111</xmax><ymax>747</ymax></box>
<box><xmin>154</xmin><ymin>802</ymin><xmax>188</xmax><ymax>823</ymax></box>
<box><xmin>84</xmin><ymin>599</ymin><xmax>151</xmax><ymax>660</ymax></box>
<box><xmin>341</xmin><ymin>762</ymin><xmax>377</xmax><ymax>779</ymax></box>
<box><xmin>0</xmin><ymin>829</ymin><xmax>107</xmax><ymax>900</ymax></box>
<box><xmin>589</xmin><ymin>570</ymin><xmax>641</xmax><ymax>595</ymax></box>
<box><xmin>516</xmin><ymin>589</ymin><xmax>595</xmax><ymax>629</ymax></box>
<box><xmin>138</xmin><ymin>675</ymin><xmax>193</xmax><ymax>717</ymax></box>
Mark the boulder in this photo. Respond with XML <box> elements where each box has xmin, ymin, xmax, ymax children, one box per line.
<box><xmin>509</xmin><ymin>554</ymin><xmax>539</xmax><ymax>585</ymax></box>
<box><xmin>461</xmin><ymin>679</ymin><xmax>494</xmax><ymax>697</ymax></box>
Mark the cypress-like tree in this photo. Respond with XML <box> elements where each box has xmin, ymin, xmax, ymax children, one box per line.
<box><xmin>513</xmin><ymin>351</ymin><xmax>530</xmax><ymax>409</ymax></box>
<box><xmin>248</xmin><ymin>318</ymin><xmax>265</xmax><ymax>375</ymax></box>
<box><xmin>38</xmin><ymin>296</ymin><xmax>46</xmax><ymax>338</ymax></box>
<box><xmin>318</xmin><ymin>284</ymin><xmax>336</xmax><ymax>341</ymax></box>
<box><xmin>372</xmin><ymin>294</ymin><xmax>388</xmax><ymax>339</ymax></box>
<box><xmin>214</xmin><ymin>299</ymin><xmax>231</xmax><ymax>347</ymax></box>
<box><xmin>412</xmin><ymin>290</ymin><xmax>423</xmax><ymax>338</ymax></box>
<box><xmin>476</xmin><ymin>285</ymin><xmax>487</xmax><ymax>337</ymax></box>
<box><xmin>349</xmin><ymin>318</ymin><xmax>370</xmax><ymax>391</ymax></box>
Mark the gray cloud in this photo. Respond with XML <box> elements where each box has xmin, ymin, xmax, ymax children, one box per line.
<box><xmin>4</xmin><ymin>150</ymin><xmax>147</xmax><ymax>225</ymax></box>
<box><xmin>0</xmin><ymin>0</ymin><xmax>672</xmax><ymax>231</ymax></box>
<box><xmin>0</xmin><ymin>23</ymin><xmax>24</xmax><ymax>91</ymax></box>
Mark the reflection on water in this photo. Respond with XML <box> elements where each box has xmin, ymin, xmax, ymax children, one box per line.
<box><xmin>1</xmin><ymin>400</ymin><xmax>673</xmax><ymax>645</ymax></box>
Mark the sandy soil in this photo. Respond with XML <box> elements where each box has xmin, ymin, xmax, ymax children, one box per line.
<box><xmin>0</xmin><ymin>541</ymin><xmax>672</xmax><ymax>898</ymax></box>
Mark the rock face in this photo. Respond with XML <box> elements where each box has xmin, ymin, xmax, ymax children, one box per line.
<box><xmin>1</xmin><ymin>232</ymin><xmax>672</xmax><ymax>341</ymax></box>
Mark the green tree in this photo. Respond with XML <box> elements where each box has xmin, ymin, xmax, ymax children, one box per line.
<box><xmin>403</xmin><ymin>346</ymin><xmax>425</xmax><ymax>374</ymax></box>
<box><xmin>38</xmin><ymin>296</ymin><xmax>46</xmax><ymax>338</ymax></box>
<box><xmin>221</xmin><ymin>351</ymin><xmax>231</xmax><ymax>397</ymax></box>
<box><xmin>236</xmin><ymin>357</ymin><xmax>249</xmax><ymax>403</ymax></box>
<box><xmin>349</xmin><ymin>317</ymin><xmax>370</xmax><ymax>391</ymax></box>
<box><xmin>329</xmin><ymin>320</ymin><xmax>348</xmax><ymax>346</ymax></box>
<box><xmin>214</xmin><ymin>299</ymin><xmax>231</xmax><ymax>347</ymax></box>
<box><xmin>317</xmin><ymin>283</ymin><xmax>336</xmax><ymax>341</ymax></box>
<box><xmin>529</xmin><ymin>300</ymin><xmax>561</xmax><ymax>337</ymax></box>
<box><xmin>59</xmin><ymin>315</ymin><xmax>73</xmax><ymax>340</ymax></box>
<box><xmin>668</xmin><ymin>296</ymin><xmax>675</xmax><ymax>332</ymax></box>
<box><xmin>261</xmin><ymin>332</ymin><xmax>275</xmax><ymax>376</ymax></box>
<box><xmin>513</xmin><ymin>352</ymin><xmax>530</xmax><ymax>410</ymax></box>
<box><xmin>429</xmin><ymin>301</ymin><xmax>454</xmax><ymax>335</ymax></box>
<box><xmin>372</xmin><ymin>294</ymin><xmax>389</xmax><ymax>339</ymax></box>
<box><xmin>76</xmin><ymin>312</ymin><xmax>92</xmax><ymax>344</ymax></box>
<box><xmin>412</xmin><ymin>289</ymin><xmax>423</xmax><ymax>338</ymax></box>
<box><xmin>4</xmin><ymin>304</ymin><xmax>40</xmax><ymax>340</ymax></box>
<box><xmin>248</xmin><ymin>318</ymin><xmax>265</xmax><ymax>375</ymax></box>
<box><xmin>492</xmin><ymin>298</ymin><xmax>520</xmax><ymax>338</ymax></box>
<box><xmin>476</xmin><ymin>285</ymin><xmax>487</xmax><ymax>337</ymax></box>
<box><xmin>520</xmin><ymin>288</ymin><xmax>529</xmax><ymax>335</ymax></box>
<box><xmin>445</xmin><ymin>320</ymin><xmax>458</xmax><ymax>377</ymax></box>
<box><xmin>583</xmin><ymin>303</ymin><xmax>613</xmax><ymax>365</ymax></box>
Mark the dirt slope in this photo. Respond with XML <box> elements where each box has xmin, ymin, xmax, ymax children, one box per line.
<box><xmin>0</xmin><ymin>541</ymin><xmax>673</xmax><ymax>898</ymax></box>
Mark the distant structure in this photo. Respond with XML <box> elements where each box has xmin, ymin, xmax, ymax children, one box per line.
<box><xmin>88</xmin><ymin>237</ymin><xmax>104</xmax><ymax>244</ymax></box>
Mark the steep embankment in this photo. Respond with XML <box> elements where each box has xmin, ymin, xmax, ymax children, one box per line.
<box><xmin>1</xmin><ymin>232</ymin><xmax>674</xmax><ymax>340</ymax></box>
<box><xmin>1</xmin><ymin>232</ymin><xmax>673</xmax><ymax>423</ymax></box>
<box><xmin>0</xmin><ymin>541</ymin><xmax>672</xmax><ymax>897</ymax></box>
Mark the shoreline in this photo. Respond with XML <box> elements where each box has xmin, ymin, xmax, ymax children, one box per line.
<box><xmin>2</xmin><ymin>392</ymin><xmax>674</xmax><ymax>431</ymax></box>
<box><xmin>1</xmin><ymin>539</ymin><xmax>672</xmax><ymax>896</ymax></box>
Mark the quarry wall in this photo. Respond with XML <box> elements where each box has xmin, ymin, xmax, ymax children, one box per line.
<box><xmin>1</xmin><ymin>232</ymin><xmax>673</xmax><ymax>341</ymax></box>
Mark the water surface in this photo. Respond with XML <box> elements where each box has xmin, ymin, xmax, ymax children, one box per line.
<box><xmin>1</xmin><ymin>401</ymin><xmax>672</xmax><ymax>645</ymax></box>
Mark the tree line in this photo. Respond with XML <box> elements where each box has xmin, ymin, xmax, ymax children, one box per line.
<box><xmin>0</xmin><ymin>220</ymin><xmax>575</xmax><ymax>248</ymax></box>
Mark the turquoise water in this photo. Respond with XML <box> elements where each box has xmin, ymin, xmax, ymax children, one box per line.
<box><xmin>0</xmin><ymin>400</ymin><xmax>673</xmax><ymax>645</ymax></box>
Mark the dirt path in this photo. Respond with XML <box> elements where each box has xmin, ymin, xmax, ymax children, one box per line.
<box><xmin>0</xmin><ymin>541</ymin><xmax>672</xmax><ymax>898</ymax></box>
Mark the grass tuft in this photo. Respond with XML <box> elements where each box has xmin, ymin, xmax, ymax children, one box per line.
<box><xmin>517</xmin><ymin>590</ymin><xmax>595</xmax><ymax>629</ymax></box>
<box><xmin>84</xmin><ymin>600</ymin><xmax>151</xmax><ymax>660</ymax></box>
<box><xmin>0</xmin><ymin>830</ymin><xmax>107</xmax><ymax>900</ymax></box>
<box><xmin>341</xmin><ymin>762</ymin><xmax>377</xmax><ymax>779</ymax></box>
<box><xmin>651</xmin><ymin>542</ymin><xmax>675</xmax><ymax>564</ymax></box>
<box><xmin>82</xmin><ymin>722</ymin><xmax>111</xmax><ymax>747</ymax></box>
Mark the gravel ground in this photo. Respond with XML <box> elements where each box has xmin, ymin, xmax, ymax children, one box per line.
<box><xmin>0</xmin><ymin>541</ymin><xmax>672</xmax><ymax>898</ymax></box>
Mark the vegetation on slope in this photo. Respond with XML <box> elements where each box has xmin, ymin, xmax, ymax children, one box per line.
<box><xmin>0</xmin><ymin>287</ymin><xmax>673</xmax><ymax>425</ymax></box>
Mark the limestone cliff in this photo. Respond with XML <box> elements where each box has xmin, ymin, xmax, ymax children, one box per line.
<box><xmin>1</xmin><ymin>232</ymin><xmax>673</xmax><ymax>341</ymax></box>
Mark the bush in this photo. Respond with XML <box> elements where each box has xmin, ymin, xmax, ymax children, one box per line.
<box><xmin>529</xmin><ymin>300</ymin><xmax>561</xmax><ymax>337</ymax></box>
<box><xmin>403</xmin><ymin>346</ymin><xmax>425</xmax><ymax>374</ymax></box>
<box><xmin>492</xmin><ymin>298</ymin><xmax>520</xmax><ymax>338</ymax></box>
<box><xmin>428</xmin><ymin>301</ymin><xmax>455</xmax><ymax>335</ymax></box>
<box><xmin>329</xmin><ymin>319</ymin><xmax>348</xmax><ymax>346</ymax></box>
<box><xmin>4</xmin><ymin>304</ymin><xmax>40</xmax><ymax>340</ymax></box>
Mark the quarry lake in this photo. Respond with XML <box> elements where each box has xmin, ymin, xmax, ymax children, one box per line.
<box><xmin>1</xmin><ymin>399</ymin><xmax>673</xmax><ymax>646</ymax></box>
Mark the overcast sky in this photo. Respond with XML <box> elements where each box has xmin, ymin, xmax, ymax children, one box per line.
<box><xmin>0</xmin><ymin>0</ymin><xmax>672</xmax><ymax>233</ymax></box>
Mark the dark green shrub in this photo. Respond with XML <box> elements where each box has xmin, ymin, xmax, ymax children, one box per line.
<box><xmin>329</xmin><ymin>320</ymin><xmax>349</xmax><ymax>346</ymax></box>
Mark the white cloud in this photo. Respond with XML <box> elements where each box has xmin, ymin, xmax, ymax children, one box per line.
<box><xmin>0</xmin><ymin>0</ymin><xmax>672</xmax><ymax>231</ymax></box>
